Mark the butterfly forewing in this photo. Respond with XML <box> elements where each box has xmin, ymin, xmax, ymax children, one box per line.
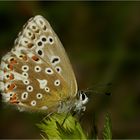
<box><xmin>34</xmin><ymin>15</ymin><xmax>77</xmax><ymax>97</ymax></box>
<box><xmin>0</xmin><ymin>15</ymin><xmax>77</xmax><ymax>113</ymax></box>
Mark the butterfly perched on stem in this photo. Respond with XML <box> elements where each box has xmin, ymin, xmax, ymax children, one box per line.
<box><xmin>0</xmin><ymin>15</ymin><xmax>88</xmax><ymax>114</ymax></box>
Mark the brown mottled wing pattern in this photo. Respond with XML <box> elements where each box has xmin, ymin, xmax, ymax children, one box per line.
<box><xmin>0</xmin><ymin>15</ymin><xmax>77</xmax><ymax>113</ymax></box>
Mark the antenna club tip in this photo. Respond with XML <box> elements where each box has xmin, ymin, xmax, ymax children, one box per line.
<box><xmin>105</xmin><ymin>92</ymin><xmax>111</xmax><ymax>96</ymax></box>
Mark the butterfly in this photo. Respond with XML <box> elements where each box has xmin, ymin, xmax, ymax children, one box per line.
<box><xmin>0</xmin><ymin>15</ymin><xmax>88</xmax><ymax>114</ymax></box>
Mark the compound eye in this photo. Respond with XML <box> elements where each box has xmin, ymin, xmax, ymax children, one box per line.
<box><xmin>80</xmin><ymin>93</ymin><xmax>88</xmax><ymax>105</ymax></box>
<box><xmin>79</xmin><ymin>92</ymin><xmax>85</xmax><ymax>101</ymax></box>
<box><xmin>82</xmin><ymin>93</ymin><xmax>86</xmax><ymax>101</ymax></box>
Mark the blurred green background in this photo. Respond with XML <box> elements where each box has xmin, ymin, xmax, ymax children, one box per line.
<box><xmin>0</xmin><ymin>1</ymin><xmax>140</xmax><ymax>139</ymax></box>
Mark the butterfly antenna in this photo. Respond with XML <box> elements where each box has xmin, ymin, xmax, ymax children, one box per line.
<box><xmin>81</xmin><ymin>83</ymin><xmax>112</xmax><ymax>96</ymax></box>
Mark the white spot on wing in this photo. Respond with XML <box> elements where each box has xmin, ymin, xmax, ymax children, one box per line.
<box><xmin>27</xmin><ymin>85</ymin><xmax>33</xmax><ymax>92</ymax></box>
<box><xmin>45</xmin><ymin>87</ymin><xmax>50</xmax><ymax>93</ymax></box>
<box><xmin>0</xmin><ymin>70</ymin><xmax>4</xmax><ymax>80</ymax></box>
<box><xmin>40</xmin><ymin>36</ymin><xmax>47</xmax><ymax>43</ymax></box>
<box><xmin>54</xmin><ymin>79</ymin><xmax>60</xmax><ymax>86</ymax></box>
<box><xmin>21</xmin><ymin>38</ymin><xmax>31</xmax><ymax>46</ymax></box>
<box><xmin>22</xmin><ymin>65</ymin><xmax>29</xmax><ymax>72</ymax></box>
<box><xmin>34</xmin><ymin>66</ymin><xmax>41</xmax><ymax>72</ymax></box>
<box><xmin>37</xmin><ymin>79</ymin><xmax>47</xmax><ymax>89</ymax></box>
<box><xmin>55</xmin><ymin>66</ymin><xmax>61</xmax><ymax>73</ymax></box>
<box><xmin>1</xmin><ymin>92</ymin><xmax>11</xmax><ymax>102</ymax></box>
<box><xmin>0</xmin><ymin>82</ymin><xmax>5</xmax><ymax>91</ymax></box>
<box><xmin>4</xmin><ymin>72</ymin><xmax>10</xmax><ymax>80</ymax></box>
<box><xmin>23</xmin><ymin>79</ymin><xmax>30</xmax><ymax>85</ymax></box>
<box><xmin>34</xmin><ymin>16</ymin><xmax>46</xmax><ymax>27</ymax></box>
<box><xmin>41</xmin><ymin>106</ymin><xmax>48</xmax><ymax>110</ymax></box>
<box><xmin>0</xmin><ymin>61</ymin><xmax>6</xmax><ymax>69</ymax></box>
<box><xmin>12</xmin><ymin>71</ymin><xmax>27</xmax><ymax>80</ymax></box>
<box><xmin>22</xmin><ymin>72</ymin><xmax>28</xmax><ymax>78</ymax></box>
<box><xmin>31</xmin><ymin>100</ymin><xmax>36</xmax><ymax>106</ymax></box>
<box><xmin>47</xmin><ymin>36</ymin><xmax>54</xmax><ymax>45</ymax></box>
<box><xmin>45</xmin><ymin>68</ymin><xmax>53</xmax><ymax>75</ymax></box>
<box><xmin>36</xmin><ymin>93</ymin><xmax>43</xmax><ymax>99</ymax></box>
<box><xmin>21</xmin><ymin>92</ymin><xmax>28</xmax><ymax>100</ymax></box>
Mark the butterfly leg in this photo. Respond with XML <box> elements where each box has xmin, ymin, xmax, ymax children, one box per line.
<box><xmin>82</xmin><ymin>106</ymin><xmax>86</xmax><ymax>112</ymax></box>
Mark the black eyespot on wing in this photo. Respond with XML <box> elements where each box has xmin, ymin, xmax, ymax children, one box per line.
<box><xmin>19</xmin><ymin>55</ymin><xmax>23</xmax><ymax>58</ymax></box>
<box><xmin>52</xmin><ymin>58</ymin><xmax>59</xmax><ymax>63</ymax></box>
<box><xmin>43</xmin><ymin>25</ymin><xmax>47</xmax><ymax>30</ymax></box>
<box><xmin>49</xmin><ymin>37</ymin><xmax>53</xmax><ymax>42</ymax></box>
<box><xmin>32</xmin><ymin>25</ymin><xmax>36</xmax><ymax>29</ymax></box>
<box><xmin>7</xmin><ymin>84</ymin><xmax>10</xmax><ymax>88</ymax></box>
<box><xmin>38</xmin><ymin>50</ymin><xmax>42</xmax><ymax>55</ymax></box>
<box><xmin>42</xmin><ymin>37</ymin><xmax>47</xmax><ymax>42</ymax></box>
<box><xmin>48</xmin><ymin>36</ymin><xmax>54</xmax><ymax>44</ymax></box>
<box><xmin>10</xmin><ymin>58</ymin><xmax>14</xmax><ymax>61</ymax></box>
<box><xmin>23</xmin><ymin>67</ymin><xmax>27</xmax><ymax>70</ymax></box>
<box><xmin>28</xmin><ymin>43</ymin><xmax>34</xmax><ymax>48</ymax></box>
<box><xmin>56</xmin><ymin>67</ymin><xmax>60</xmax><ymax>72</ymax></box>
<box><xmin>23</xmin><ymin>93</ymin><xmax>27</xmax><ymax>98</ymax></box>
<box><xmin>47</xmin><ymin>69</ymin><xmax>51</xmax><ymax>73</ymax></box>
<box><xmin>37</xmin><ymin>41</ymin><xmax>42</xmax><ymax>46</ymax></box>
<box><xmin>28</xmin><ymin>32</ymin><xmax>32</xmax><ymax>36</ymax></box>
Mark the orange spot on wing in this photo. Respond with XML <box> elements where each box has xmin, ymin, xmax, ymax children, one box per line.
<box><xmin>27</xmin><ymin>43</ymin><xmax>34</xmax><ymax>48</ymax></box>
<box><xmin>7</xmin><ymin>83</ymin><xmax>16</xmax><ymax>91</ymax></box>
<box><xmin>9</xmin><ymin>58</ymin><xmax>17</xmax><ymax>64</ymax></box>
<box><xmin>8</xmin><ymin>64</ymin><xmax>13</xmax><ymax>70</ymax></box>
<box><xmin>10</xmin><ymin>60</ymin><xmax>17</xmax><ymax>64</ymax></box>
<box><xmin>32</xmin><ymin>55</ymin><xmax>39</xmax><ymax>61</ymax></box>
<box><xmin>9</xmin><ymin>74</ymin><xmax>14</xmax><ymax>80</ymax></box>
<box><xmin>10</xmin><ymin>93</ymin><xmax>19</xmax><ymax>104</ymax></box>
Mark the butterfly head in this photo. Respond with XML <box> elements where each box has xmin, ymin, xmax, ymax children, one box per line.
<box><xmin>74</xmin><ymin>90</ymin><xmax>89</xmax><ymax>113</ymax></box>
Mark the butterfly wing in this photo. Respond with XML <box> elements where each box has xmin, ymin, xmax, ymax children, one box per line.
<box><xmin>0</xmin><ymin>15</ymin><xmax>77</xmax><ymax>113</ymax></box>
